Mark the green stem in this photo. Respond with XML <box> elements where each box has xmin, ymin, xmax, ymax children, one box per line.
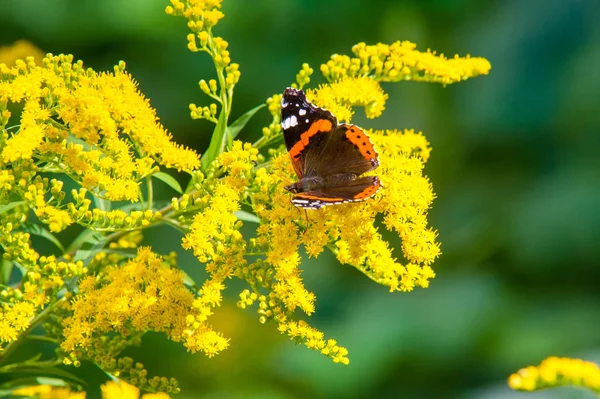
<box><xmin>146</xmin><ymin>175</ymin><xmax>153</xmax><ymax>210</ymax></box>
<box><xmin>25</xmin><ymin>335</ymin><xmax>60</xmax><ymax>344</ymax></box>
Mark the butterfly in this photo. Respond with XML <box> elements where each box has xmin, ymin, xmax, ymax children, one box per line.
<box><xmin>280</xmin><ymin>87</ymin><xmax>381</xmax><ymax>209</ymax></box>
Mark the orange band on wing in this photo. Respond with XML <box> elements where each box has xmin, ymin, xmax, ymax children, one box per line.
<box><xmin>288</xmin><ymin>119</ymin><xmax>333</xmax><ymax>160</ymax></box>
<box><xmin>295</xmin><ymin>193</ymin><xmax>345</xmax><ymax>202</ymax></box>
<box><xmin>345</xmin><ymin>126</ymin><xmax>378</xmax><ymax>161</ymax></box>
<box><xmin>352</xmin><ymin>179</ymin><xmax>381</xmax><ymax>200</ymax></box>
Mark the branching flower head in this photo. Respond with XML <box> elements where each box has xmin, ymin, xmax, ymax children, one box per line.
<box><xmin>0</xmin><ymin>1</ymin><xmax>493</xmax><ymax>397</ymax></box>
<box><xmin>173</xmin><ymin>38</ymin><xmax>489</xmax><ymax>363</ymax></box>
<box><xmin>0</xmin><ymin>54</ymin><xmax>199</xmax><ymax>202</ymax></box>
<box><xmin>509</xmin><ymin>356</ymin><xmax>600</xmax><ymax>393</ymax></box>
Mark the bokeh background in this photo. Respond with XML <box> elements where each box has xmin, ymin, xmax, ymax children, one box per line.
<box><xmin>2</xmin><ymin>0</ymin><xmax>600</xmax><ymax>398</ymax></box>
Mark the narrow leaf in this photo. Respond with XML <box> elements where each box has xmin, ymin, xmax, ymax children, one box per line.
<box><xmin>201</xmin><ymin>109</ymin><xmax>228</xmax><ymax>170</ymax></box>
<box><xmin>66</xmin><ymin>229</ymin><xmax>104</xmax><ymax>254</ymax></box>
<box><xmin>180</xmin><ymin>269</ymin><xmax>198</xmax><ymax>289</ymax></box>
<box><xmin>152</xmin><ymin>172</ymin><xmax>183</xmax><ymax>194</ymax></box>
<box><xmin>0</xmin><ymin>201</ymin><xmax>26</xmax><ymax>215</ymax></box>
<box><xmin>73</xmin><ymin>249</ymin><xmax>93</xmax><ymax>262</ymax></box>
<box><xmin>0</xmin><ymin>367</ymin><xmax>87</xmax><ymax>386</ymax></box>
<box><xmin>227</xmin><ymin>103</ymin><xmax>266</xmax><ymax>140</ymax></box>
<box><xmin>234</xmin><ymin>210</ymin><xmax>260</xmax><ymax>224</ymax></box>
<box><xmin>19</xmin><ymin>223</ymin><xmax>64</xmax><ymax>252</ymax></box>
<box><xmin>0</xmin><ymin>259</ymin><xmax>13</xmax><ymax>286</ymax></box>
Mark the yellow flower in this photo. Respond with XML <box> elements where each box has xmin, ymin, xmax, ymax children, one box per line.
<box><xmin>1</xmin><ymin>54</ymin><xmax>199</xmax><ymax>201</ymax></box>
<box><xmin>61</xmin><ymin>248</ymin><xmax>228</xmax><ymax>359</ymax></box>
<box><xmin>101</xmin><ymin>380</ymin><xmax>139</xmax><ymax>399</ymax></box>
<box><xmin>0</xmin><ymin>301</ymin><xmax>36</xmax><ymax>344</ymax></box>
<box><xmin>12</xmin><ymin>380</ymin><xmax>171</xmax><ymax>399</ymax></box>
<box><xmin>1</xmin><ymin>103</ymin><xmax>46</xmax><ymax>163</ymax></box>
<box><xmin>321</xmin><ymin>41</ymin><xmax>491</xmax><ymax>85</ymax></box>
<box><xmin>35</xmin><ymin>204</ymin><xmax>73</xmax><ymax>233</ymax></box>
<box><xmin>12</xmin><ymin>384</ymin><xmax>86</xmax><ymax>399</ymax></box>
<box><xmin>0</xmin><ymin>40</ymin><xmax>45</xmax><ymax>67</ymax></box>
<box><xmin>509</xmin><ymin>356</ymin><xmax>600</xmax><ymax>393</ymax></box>
<box><xmin>102</xmin><ymin>380</ymin><xmax>171</xmax><ymax>399</ymax></box>
<box><xmin>240</xmin><ymin>42</ymin><xmax>480</xmax><ymax>359</ymax></box>
<box><xmin>307</xmin><ymin>77</ymin><xmax>388</xmax><ymax>122</ymax></box>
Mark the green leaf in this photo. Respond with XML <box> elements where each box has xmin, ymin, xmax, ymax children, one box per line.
<box><xmin>66</xmin><ymin>229</ymin><xmax>104</xmax><ymax>254</ymax></box>
<box><xmin>74</xmin><ymin>247</ymin><xmax>137</xmax><ymax>263</ymax></box>
<box><xmin>201</xmin><ymin>108</ymin><xmax>228</xmax><ymax>170</ymax></box>
<box><xmin>0</xmin><ymin>201</ymin><xmax>26</xmax><ymax>215</ymax></box>
<box><xmin>180</xmin><ymin>269</ymin><xmax>198</xmax><ymax>289</ymax></box>
<box><xmin>234</xmin><ymin>210</ymin><xmax>260</xmax><ymax>224</ymax></box>
<box><xmin>152</xmin><ymin>172</ymin><xmax>183</xmax><ymax>194</ymax></box>
<box><xmin>0</xmin><ymin>376</ymin><xmax>68</xmax><ymax>396</ymax></box>
<box><xmin>73</xmin><ymin>249</ymin><xmax>94</xmax><ymax>262</ymax></box>
<box><xmin>104</xmin><ymin>248</ymin><xmax>137</xmax><ymax>258</ymax></box>
<box><xmin>92</xmin><ymin>196</ymin><xmax>111</xmax><ymax>211</ymax></box>
<box><xmin>0</xmin><ymin>259</ymin><xmax>13</xmax><ymax>286</ymax></box>
<box><xmin>227</xmin><ymin>103</ymin><xmax>266</xmax><ymax>140</ymax></box>
<box><xmin>19</xmin><ymin>223</ymin><xmax>64</xmax><ymax>253</ymax></box>
<box><xmin>0</xmin><ymin>367</ymin><xmax>87</xmax><ymax>386</ymax></box>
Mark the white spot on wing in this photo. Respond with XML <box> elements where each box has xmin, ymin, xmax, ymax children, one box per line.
<box><xmin>299</xmin><ymin>108</ymin><xmax>307</xmax><ymax>116</ymax></box>
<box><xmin>282</xmin><ymin>115</ymin><xmax>298</xmax><ymax>129</ymax></box>
<box><xmin>281</xmin><ymin>100</ymin><xmax>288</xmax><ymax>108</ymax></box>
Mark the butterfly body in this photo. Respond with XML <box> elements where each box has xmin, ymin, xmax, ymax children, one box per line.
<box><xmin>281</xmin><ymin>87</ymin><xmax>381</xmax><ymax>209</ymax></box>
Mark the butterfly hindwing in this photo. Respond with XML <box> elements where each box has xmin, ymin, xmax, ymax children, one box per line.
<box><xmin>292</xmin><ymin>176</ymin><xmax>382</xmax><ymax>209</ymax></box>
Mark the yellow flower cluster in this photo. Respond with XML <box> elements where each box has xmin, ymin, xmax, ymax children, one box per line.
<box><xmin>0</xmin><ymin>301</ymin><xmax>36</xmax><ymax>345</ymax></box>
<box><xmin>222</xmin><ymin>68</ymin><xmax>444</xmax><ymax>361</ymax></box>
<box><xmin>12</xmin><ymin>384</ymin><xmax>86</xmax><ymax>399</ymax></box>
<box><xmin>12</xmin><ymin>380</ymin><xmax>170</xmax><ymax>399</ymax></box>
<box><xmin>167</xmin><ymin>0</ymin><xmax>240</xmax><ymax>127</ymax></box>
<box><xmin>321</xmin><ymin>41</ymin><xmax>491</xmax><ymax>85</ymax></box>
<box><xmin>0</xmin><ymin>8</ymin><xmax>491</xmax><ymax>396</ymax></box>
<box><xmin>509</xmin><ymin>356</ymin><xmax>600</xmax><ymax>393</ymax></box>
<box><xmin>0</xmin><ymin>40</ymin><xmax>45</xmax><ymax>67</ymax></box>
<box><xmin>166</xmin><ymin>0</ymin><xmax>224</xmax><ymax>32</ymax></box>
<box><xmin>101</xmin><ymin>380</ymin><xmax>171</xmax><ymax>399</ymax></box>
<box><xmin>307</xmin><ymin>77</ymin><xmax>388</xmax><ymax>122</ymax></box>
<box><xmin>61</xmin><ymin>248</ymin><xmax>228</xmax><ymax>363</ymax></box>
<box><xmin>0</xmin><ymin>212</ymin><xmax>87</xmax><ymax>347</ymax></box>
<box><xmin>0</xmin><ymin>53</ymin><xmax>199</xmax><ymax>202</ymax></box>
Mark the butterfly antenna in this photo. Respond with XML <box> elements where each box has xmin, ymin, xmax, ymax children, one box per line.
<box><xmin>273</xmin><ymin>169</ymin><xmax>292</xmax><ymax>186</ymax></box>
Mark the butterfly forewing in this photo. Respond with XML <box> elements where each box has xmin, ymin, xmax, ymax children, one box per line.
<box><xmin>304</xmin><ymin>124</ymin><xmax>378</xmax><ymax>178</ymax></box>
<box><xmin>281</xmin><ymin>88</ymin><xmax>337</xmax><ymax>178</ymax></box>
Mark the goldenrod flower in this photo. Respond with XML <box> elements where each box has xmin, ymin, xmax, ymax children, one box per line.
<box><xmin>12</xmin><ymin>380</ymin><xmax>171</xmax><ymax>399</ymax></box>
<box><xmin>12</xmin><ymin>384</ymin><xmax>86</xmax><ymax>399</ymax></box>
<box><xmin>0</xmin><ymin>40</ymin><xmax>45</xmax><ymax>67</ymax></box>
<box><xmin>0</xmin><ymin>301</ymin><xmax>36</xmax><ymax>344</ymax></box>
<box><xmin>1</xmin><ymin>54</ymin><xmax>199</xmax><ymax>201</ymax></box>
<box><xmin>61</xmin><ymin>248</ymin><xmax>228</xmax><ymax>361</ymax></box>
<box><xmin>509</xmin><ymin>356</ymin><xmax>600</xmax><ymax>393</ymax></box>
<box><xmin>307</xmin><ymin>77</ymin><xmax>388</xmax><ymax>122</ymax></box>
<box><xmin>1</xmin><ymin>1</ymin><xmax>492</xmax><ymax>395</ymax></box>
<box><xmin>321</xmin><ymin>41</ymin><xmax>491</xmax><ymax>85</ymax></box>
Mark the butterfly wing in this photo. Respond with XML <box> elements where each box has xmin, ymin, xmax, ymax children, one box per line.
<box><xmin>281</xmin><ymin>87</ymin><xmax>337</xmax><ymax>179</ymax></box>
<box><xmin>292</xmin><ymin>176</ymin><xmax>382</xmax><ymax>209</ymax></box>
<box><xmin>303</xmin><ymin>123</ymin><xmax>379</xmax><ymax>178</ymax></box>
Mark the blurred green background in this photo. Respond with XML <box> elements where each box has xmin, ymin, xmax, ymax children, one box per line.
<box><xmin>2</xmin><ymin>0</ymin><xmax>600</xmax><ymax>398</ymax></box>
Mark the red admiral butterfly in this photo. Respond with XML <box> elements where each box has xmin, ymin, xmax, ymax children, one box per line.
<box><xmin>281</xmin><ymin>87</ymin><xmax>381</xmax><ymax>209</ymax></box>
